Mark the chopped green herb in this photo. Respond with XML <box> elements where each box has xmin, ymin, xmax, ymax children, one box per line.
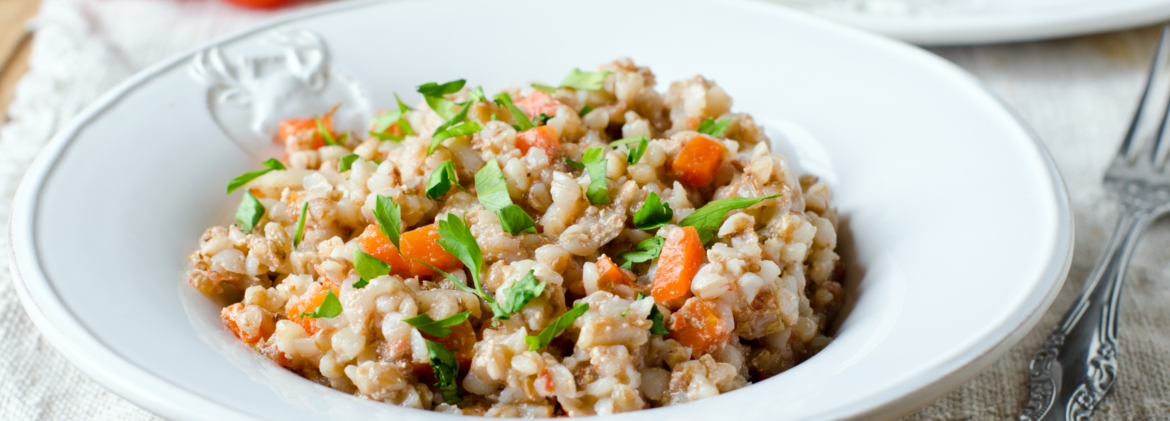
<box><xmin>433</xmin><ymin>120</ymin><xmax>483</xmax><ymax>146</ymax></box>
<box><xmin>293</xmin><ymin>201</ymin><xmax>309</xmax><ymax>248</ymax></box>
<box><xmin>370</xmin><ymin>94</ymin><xmax>415</xmax><ymax>141</ymax></box>
<box><xmin>564</xmin><ymin>157</ymin><xmax>585</xmax><ymax>169</ymax></box>
<box><xmin>235</xmin><ymin>191</ymin><xmax>265</xmax><ymax>232</ymax></box>
<box><xmin>425</xmin><ymin>340</ymin><xmax>462</xmax><ymax>404</ymax></box>
<box><xmin>227</xmin><ymin>158</ymin><xmax>286</xmax><ymax>194</ymax></box>
<box><xmin>620</xmin><ymin>309</ymin><xmax>630</xmax><ymax>317</ymax></box>
<box><xmin>680</xmin><ymin>194</ymin><xmax>781</xmax><ymax>244</ymax></box>
<box><xmin>474</xmin><ymin>158</ymin><xmax>537</xmax><ymax>235</ymax></box>
<box><xmin>610</xmin><ymin>136</ymin><xmax>648</xmax><ymax>165</ymax></box>
<box><xmin>494</xmin><ymin>92</ymin><xmax>534</xmax><ymax>132</ymax></box>
<box><xmin>428</xmin><ymin>102</ymin><xmax>472</xmax><ymax>154</ymax></box>
<box><xmin>352</xmin><ymin>248</ymin><xmax>391</xmax><ymax>288</ymax></box>
<box><xmin>405</xmin><ymin>311</ymin><xmax>470</xmax><ymax>337</ymax></box>
<box><xmin>531</xmin><ymin>83</ymin><xmax>557</xmax><ymax>93</ymax></box>
<box><xmin>635</xmin><ymin>292</ymin><xmax>668</xmax><ymax>334</ymax></box>
<box><xmin>633</xmin><ymin>192</ymin><xmax>673</xmax><ymax>230</ymax></box>
<box><xmin>581</xmin><ymin>147</ymin><xmax>610</xmax><ymax>205</ymax></box>
<box><xmin>525</xmin><ymin>302</ymin><xmax>589</xmax><ymax>351</ymax></box>
<box><xmin>417</xmin><ymin>79</ymin><xmax>467</xmax><ymax>97</ymax></box>
<box><xmin>560</xmin><ymin>69</ymin><xmax>612</xmax><ymax>91</ymax></box>
<box><xmin>426</xmin><ymin>160</ymin><xmax>460</xmax><ymax>200</ymax></box>
<box><xmin>535</xmin><ymin>113</ymin><xmax>553</xmax><ymax>126</ymax></box>
<box><xmin>435</xmin><ymin>213</ymin><xmax>485</xmax><ymax>294</ymax></box>
<box><xmin>616</xmin><ymin>236</ymin><xmax>665</xmax><ymax>269</ymax></box>
<box><xmin>302</xmin><ymin>289</ymin><xmax>342</xmax><ymax>319</ymax></box>
<box><xmin>316</xmin><ymin>116</ymin><xmax>342</xmax><ymax>146</ymax></box>
<box><xmin>468</xmin><ymin>86</ymin><xmax>486</xmax><ymax>103</ymax></box>
<box><xmin>338</xmin><ymin>154</ymin><xmax>360</xmax><ymax>173</ymax></box>
<box><xmin>697</xmin><ymin>117</ymin><xmax>731</xmax><ymax>138</ymax></box>
<box><xmin>424</xmin><ymin>94</ymin><xmax>458</xmax><ymax>120</ymax></box>
<box><xmin>373</xmin><ymin>195</ymin><xmax>402</xmax><ymax>250</ymax></box>
<box><xmin>578</xmin><ymin>105</ymin><xmax>593</xmax><ymax>117</ymax></box>
<box><xmin>498</xmin><ymin>270</ymin><xmax>546</xmax><ymax>315</ymax></box>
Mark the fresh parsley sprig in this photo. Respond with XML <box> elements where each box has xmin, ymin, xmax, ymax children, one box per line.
<box><xmin>235</xmin><ymin>191</ymin><xmax>265</xmax><ymax>232</ymax></box>
<box><xmin>372</xmin><ymin>195</ymin><xmax>402</xmax><ymax>249</ymax></box>
<box><xmin>426</xmin><ymin>160</ymin><xmax>460</xmax><ymax>200</ymax></box>
<box><xmin>560</xmin><ymin>69</ymin><xmax>612</xmax><ymax>91</ymax></box>
<box><xmin>577</xmin><ymin>105</ymin><xmax>593</xmax><ymax>117</ymax></box>
<box><xmin>301</xmin><ymin>289</ymin><xmax>342</xmax><ymax>319</ymax></box>
<box><xmin>352</xmin><ymin>248</ymin><xmax>391</xmax><ymax>289</ymax></box>
<box><xmin>697</xmin><ymin>117</ymin><xmax>731</xmax><ymax>138</ymax></box>
<box><xmin>417</xmin><ymin>79</ymin><xmax>466</xmax><ymax>120</ymax></box>
<box><xmin>405</xmin><ymin>311</ymin><xmax>470</xmax><ymax>337</ymax></box>
<box><xmin>498</xmin><ymin>270</ymin><xmax>546</xmax><ymax>316</ymax></box>
<box><xmin>475</xmin><ymin>159</ymin><xmax>537</xmax><ymax>235</ymax></box>
<box><xmin>679</xmin><ymin>195</ymin><xmax>780</xmax><ymax>244</ymax></box>
<box><xmin>227</xmin><ymin>158</ymin><xmax>286</xmax><ymax>194</ymax></box>
<box><xmin>616</xmin><ymin>236</ymin><xmax>664</xmax><ymax>269</ymax></box>
<box><xmin>531</xmin><ymin>83</ymin><xmax>557</xmax><ymax>93</ymax></box>
<box><xmin>494</xmin><ymin>92</ymin><xmax>534</xmax><ymax>132</ymax></box>
<box><xmin>636</xmin><ymin>292</ymin><xmax>668</xmax><ymax>334</ymax></box>
<box><xmin>338</xmin><ymin>154</ymin><xmax>360</xmax><ymax>173</ymax></box>
<box><xmin>581</xmin><ymin>147</ymin><xmax>610</xmax><ymax>205</ymax></box>
<box><xmin>633</xmin><ymin>192</ymin><xmax>673</xmax><ymax>230</ymax></box>
<box><xmin>425</xmin><ymin>340</ymin><xmax>462</xmax><ymax>404</ymax></box>
<box><xmin>525</xmin><ymin>302</ymin><xmax>589</xmax><ymax>351</ymax></box>
<box><xmin>369</xmin><ymin>94</ymin><xmax>415</xmax><ymax>142</ymax></box>
<box><xmin>316</xmin><ymin>116</ymin><xmax>347</xmax><ymax>146</ymax></box>
<box><xmin>293</xmin><ymin>201</ymin><xmax>309</xmax><ymax>247</ymax></box>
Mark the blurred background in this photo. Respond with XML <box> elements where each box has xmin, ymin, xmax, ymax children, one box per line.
<box><xmin>1</xmin><ymin>0</ymin><xmax>1168</xmax><ymax>420</ymax></box>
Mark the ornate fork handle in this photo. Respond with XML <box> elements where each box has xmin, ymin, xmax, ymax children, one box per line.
<box><xmin>1019</xmin><ymin>203</ymin><xmax>1157</xmax><ymax>421</ymax></box>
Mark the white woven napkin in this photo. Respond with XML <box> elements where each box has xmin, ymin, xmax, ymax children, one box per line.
<box><xmin>1</xmin><ymin>1</ymin><xmax>1167</xmax><ymax>419</ymax></box>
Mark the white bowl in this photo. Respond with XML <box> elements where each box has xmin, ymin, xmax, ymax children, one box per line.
<box><xmin>7</xmin><ymin>0</ymin><xmax>1073</xmax><ymax>420</ymax></box>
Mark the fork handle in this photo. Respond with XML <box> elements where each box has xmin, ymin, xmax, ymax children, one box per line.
<box><xmin>1019</xmin><ymin>207</ymin><xmax>1154</xmax><ymax>421</ymax></box>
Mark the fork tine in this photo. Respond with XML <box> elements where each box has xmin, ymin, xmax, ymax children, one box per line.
<box><xmin>1121</xmin><ymin>24</ymin><xmax>1170</xmax><ymax>164</ymax></box>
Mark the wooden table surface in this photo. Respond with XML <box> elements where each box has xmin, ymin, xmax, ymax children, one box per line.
<box><xmin>0</xmin><ymin>0</ymin><xmax>41</xmax><ymax>125</ymax></box>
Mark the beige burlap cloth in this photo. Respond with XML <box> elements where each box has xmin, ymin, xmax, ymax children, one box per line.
<box><xmin>1</xmin><ymin>1</ymin><xmax>1168</xmax><ymax>419</ymax></box>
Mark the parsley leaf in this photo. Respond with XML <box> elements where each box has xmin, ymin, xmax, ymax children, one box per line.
<box><xmin>578</xmin><ymin>105</ymin><xmax>593</xmax><ymax>117</ymax></box>
<box><xmin>581</xmin><ymin>147</ymin><xmax>610</xmax><ymax>205</ymax></box>
<box><xmin>610</xmin><ymin>136</ymin><xmax>648</xmax><ymax>165</ymax></box>
<box><xmin>526</xmin><ymin>302</ymin><xmax>589</xmax><ymax>351</ymax></box>
<box><xmin>405</xmin><ymin>311</ymin><xmax>470</xmax><ymax>338</ymax></box>
<box><xmin>636</xmin><ymin>292</ymin><xmax>669</xmax><ymax>334</ymax></box>
<box><xmin>531</xmin><ymin>83</ymin><xmax>557</xmax><ymax>93</ymax></box>
<box><xmin>560</xmin><ymin>69</ymin><xmax>612</xmax><ymax>91</ymax></box>
<box><xmin>417</xmin><ymin>80</ymin><xmax>467</xmax><ymax>97</ymax></box>
<box><xmin>498</xmin><ymin>270</ymin><xmax>546</xmax><ymax>315</ymax></box>
<box><xmin>616</xmin><ymin>236</ymin><xmax>664</xmax><ymax>269</ymax></box>
<box><xmin>373</xmin><ymin>195</ymin><xmax>402</xmax><ymax>250</ymax></box>
<box><xmin>633</xmin><ymin>192</ymin><xmax>673</xmax><ymax>230</ymax></box>
<box><xmin>293</xmin><ymin>201</ymin><xmax>309</xmax><ymax>247</ymax></box>
<box><xmin>227</xmin><ymin>158</ymin><xmax>286</xmax><ymax>194</ymax></box>
<box><xmin>302</xmin><ymin>289</ymin><xmax>342</xmax><ymax>319</ymax></box>
<box><xmin>697</xmin><ymin>117</ymin><xmax>731</xmax><ymax>138</ymax></box>
<box><xmin>370</xmin><ymin>94</ymin><xmax>416</xmax><ymax>142</ymax></box>
<box><xmin>468</xmin><ymin>86</ymin><xmax>486</xmax><ymax>103</ymax></box>
<box><xmin>427</xmin><ymin>160</ymin><xmax>459</xmax><ymax>200</ymax></box>
<box><xmin>475</xmin><ymin>159</ymin><xmax>537</xmax><ymax>235</ymax></box>
<box><xmin>435</xmin><ymin>213</ymin><xmax>485</xmax><ymax>293</ymax></box>
<box><xmin>425</xmin><ymin>340</ymin><xmax>462</xmax><ymax>404</ymax></box>
<box><xmin>535</xmin><ymin>113</ymin><xmax>553</xmax><ymax>126</ymax></box>
<box><xmin>428</xmin><ymin>102</ymin><xmax>473</xmax><ymax>154</ymax></box>
<box><xmin>338</xmin><ymin>154</ymin><xmax>360</xmax><ymax>173</ymax></box>
<box><xmin>679</xmin><ymin>195</ymin><xmax>780</xmax><ymax>244</ymax></box>
<box><xmin>352</xmin><ymin>248</ymin><xmax>391</xmax><ymax>288</ymax></box>
<box><xmin>235</xmin><ymin>191</ymin><xmax>265</xmax><ymax>232</ymax></box>
<box><xmin>494</xmin><ymin>92</ymin><xmax>534</xmax><ymax>132</ymax></box>
<box><xmin>316</xmin><ymin>117</ymin><xmax>342</xmax><ymax>146</ymax></box>
<box><xmin>564</xmin><ymin>158</ymin><xmax>585</xmax><ymax>169</ymax></box>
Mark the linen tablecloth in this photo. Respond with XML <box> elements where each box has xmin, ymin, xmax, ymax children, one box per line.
<box><xmin>2</xmin><ymin>1</ymin><xmax>1168</xmax><ymax>419</ymax></box>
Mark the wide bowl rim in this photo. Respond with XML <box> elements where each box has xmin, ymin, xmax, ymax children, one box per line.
<box><xmin>7</xmin><ymin>0</ymin><xmax>1074</xmax><ymax>420</ymax></box>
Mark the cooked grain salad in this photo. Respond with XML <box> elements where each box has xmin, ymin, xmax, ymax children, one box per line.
<box><xmin>187</xmin><ymin>59</ymin><xmax>844</xmax><ymax>417</ymax></box>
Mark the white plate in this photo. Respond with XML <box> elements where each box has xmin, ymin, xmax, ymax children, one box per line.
<box><xmin>775</xmin><ymin>0</ymin><xmax>1170</xmax><ymax>45</ymax></box>
<box><xmin>7</xmin><ymin>0</ymin><xmax>1073</xmax><ymax>420</ymax></box>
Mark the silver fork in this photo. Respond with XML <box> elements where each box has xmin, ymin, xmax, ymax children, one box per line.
<box><xmin>1019</xmin><ymin>24</ymin><xmax>1170</xmax><ymax>421</ymax></box>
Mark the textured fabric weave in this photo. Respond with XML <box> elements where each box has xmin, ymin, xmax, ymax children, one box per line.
<box><xmin>1</xmin><ymin>2</ymin><xmax>1167</xmax><ymax>419</ymax></box>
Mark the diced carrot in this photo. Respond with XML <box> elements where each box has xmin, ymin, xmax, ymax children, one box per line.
<box><xmin>514</xmin><ymin>91</ymin><xmax>564</xmax><ymax>120</ymax></box>
<box><xmin>400</xmin><ymin>223</ymin><xmax>463</xmax><ymax>278</ymax></box>
<box><xmin>221</xmin><ymin>303</ymin><xmax>275</xmax><ymax>344</ymax></box>
<box><xmin>596</xmin><ymin>255</ymin><xmax>634</xmax><ymax>293</ymax></box>
<box><xmin>286</xmin><ymin>284</ymin><xmax>340</xmax><ymax>336</ymax></box>
<box><xmin>516</xmin><ymin>125</ymin><xmax>562</xmax><ymax>159</ymax></box>
<box><xmin>670</xmin><ymin>135</ymin><xmax>725</xmax><ymax>187</ymax></box>
<box><xmin>669</xmin><ymin>297</ymin><xmax>733</xmax><ymax>358</ymax></box>
<box><xmin>356</xmin><ymin>224</ymin><xmax>411</xmax><ymax>278</ymax></box>
<box><xmin>274</xmin><ymin>105</ymin><xmax>340</xmax><ymax>149</ymax></box>
<box><xmin>652</xmin><ymin>226</ymin><xmax>704</xmax><ymax>303</ymax></box>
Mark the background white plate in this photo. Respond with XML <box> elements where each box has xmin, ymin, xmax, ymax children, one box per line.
<box><xmin>8</xmin><ymin>0</ymin><xmax>1072</xmax><ymax>420</ymax></box>
<box><xmin>775</xmin><ymin>0</ymin><xmax>1170</xmax><ymax>45</ymax></box>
